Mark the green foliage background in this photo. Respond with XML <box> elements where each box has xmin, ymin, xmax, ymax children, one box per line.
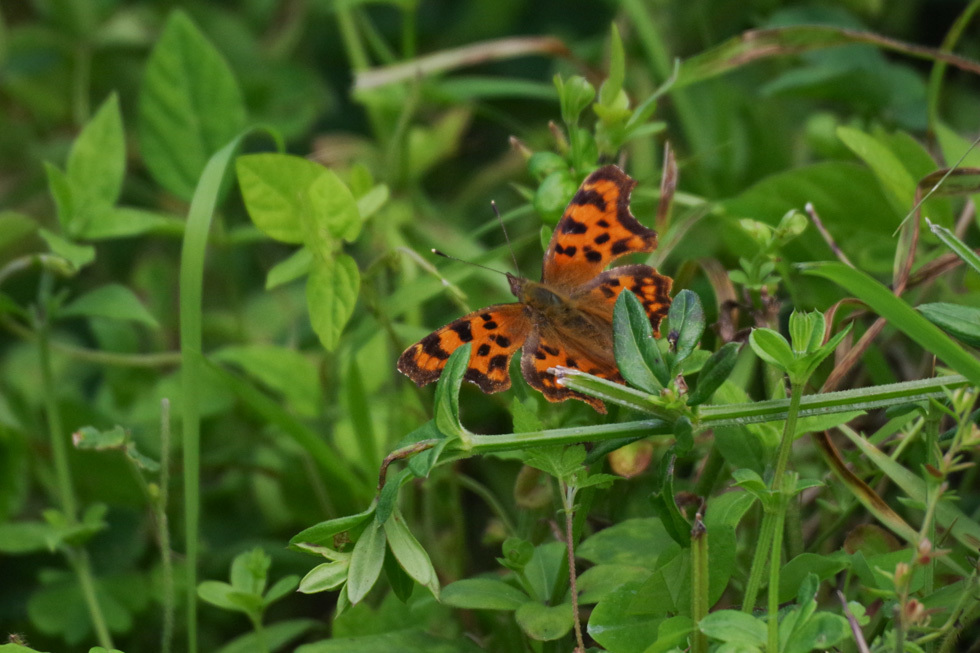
<box><xmin>2</xmin><ymin>0</ymin><xmax>980</xmax><ymax>652</ymax></box>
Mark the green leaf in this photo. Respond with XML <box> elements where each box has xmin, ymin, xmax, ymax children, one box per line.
<box><xmin>346</xmin><ymin>519</ymin><xmax>386</xmax><ymax>604</ymax></box>
<box><xmin>687</xmin><ymin>342</ymin><xmax>740</xmax><ymax>405</ymax></box>
<box><xmin>838</xmin><ymin>425</ymin><xmax>980</xmax><ymax>554</ymax></box>
<box><xmin>60</xmin><ymin>284</ymin><xmax>159</xmax><ymax>328</ymax></box>
<box><xmin>266</xmin><ymin>247</ymin><xmax>313</xmax><ymax>290</ymax></box>
<box><xmin>836</xmin><ymin>126</ymin><xmax>916</xmax><ymax>213</ymax></box>
<box><xmin>138</xmin><ymin>10</ymin><xmax>246</xmax><ymax>200</ymax></box>
<box><xmin>298</xmin><ymin>560</ymin><xmax>349</xmax><ymax>594</ymax></box>
<box><xmin>578</xmin><ymin>518</ymin><xmax>680</xmax><ymax>568</ymax></box>
<box><xmin>778</xmin><ymin>553</ymin><xmax>849</xmax><ymax>603</ymax></box>
<box><xmin>587</xmin><ymin>577</ymin><xmax>662</xmax><ymax>651</ymax></box>
<box><xmin>641</xmin><ymin>616</ymin><xmax>695</xmax><ymax>653</ymax></box>
<box><xmin>433</xmin><ymin>344</ymin><xmax>470</xmax><ymax>440</ymax></box>
<box><xmin>383</xmin><ymin>509</ymin><xmax>439</xmax><ymax>596</ymax></box>
<box><xmin>289</xmin><ymin>507</ymin><xmax>374</xmax><ymax>550</ymax></box>
<box><xmin>555</xmin><ymin>74</ymin><xmax>595</xmax><ymax>126</ymax></box>
<box><xmin>237</xmin><ymin>154</ymin><xmax>323</xmax><ymax>244</ymax></box>
<box><xmin>440</xmin><ymin>578</ymin><xmax>529</xmax><ymax>610</ymax></box>
<box><xmin>698</xmin><ymin>609</ymin><xmax>767</xmax><ymax>645</ymax></box>
<box><xmin>0</xmin><ymin>521</ymin><xmax>58</xmax><ymax>554</ymax></box>
<box><xmin>598</xmin><ymin>24</ymin><xmax>625</xmax><ymax>107</ymax></box>
<box><xmin>514</xmin><ymin>602</ymin><xmax>574</xmax><ymax>641</ymax></box>
<box><xmin>215</xmin><ymin>619</ymin><xmax>317</xmax><ymax>653</ymax></box>
<box><xmin>76</xmin><ymin>207</ymin><xmax>173</xmax><ymax>240</ymax></box>
<box><xmin>613</xmin><ymin>289</ymin><xmax>666</xmax><ymax>392</ymax></box>
<box><xmin>213</xmin><ymin>344</ymin><xmax>321</xmax><ymax>417</ymax></box>
<box><xmin>918</xmin><ymin>302</ymin><xmax>980</xmax><ymax>347</ymax></box>
<box><xmin>803</xmin><ymin>262</ymin><xmax>980</xmax><ymax>386</ymax></box>
<box><xmin>65</xmin><ymin>93</ymin><xmax>125</xmax><ymax>236</ymax></box>
<box><xmin>230</xmin><ymin>547</ymin><xmax>269</xmax><ymax>596</ymax></box>
<box><xmin>749</xmin><ymin>328</ymin><xmax>794</xmax><ymax>371</ymax></box>
<box><xmin>38</xmin><ymin>228</ymin><xmax>94</xmax><ymax>271</ymax></box>
<box><xmin>306</xmin><ymin>254</ymin><xmax>359</xmax><ymax>352</ymax></box>
<box><xmin>308</xmin><ymin>169</ymin><xmax>361</xmax><ymax>244</ymax></box>
<box><xmin>667</xmin><ymin>290</ymin><xmax>704</xmax><ymax>362</ymax></box>
<box><xmin>263</xmin><ymin>575</ymin><xmax>299</xmax><ymax>606</ymax></box>
<box><xmin>927</xmin><ymin>219</ymin><xmax>980</xmax><ymax>276</ymax></box>
<box><xmin>197</xmin><ymin>581</ymin><xmax>240</xmax><ymax>611</ymax></box>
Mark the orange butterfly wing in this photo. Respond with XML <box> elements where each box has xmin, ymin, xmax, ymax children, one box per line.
<box><xmin>576</xmin><ymin>264</ymin><xmax>673</xmax><ymax>336</ymax></box>
<box><xmin>520</xmin><ymin>327</ymin><xmax>623</xmax><ymax>413</ymax></box>
<box><xmin>542</xmin><ymin>165</ymin><xmax>659</xmax><ymax>289</ymax></box>
<box><xmin>397</xmin><ymin>304</ymin><xmax>529</xmax><ymax>393</ymax></box>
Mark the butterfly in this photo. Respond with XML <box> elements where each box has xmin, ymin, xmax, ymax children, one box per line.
<box><xmin>397</xmin><ymin>165</ymin><xmax>673</xmax><ymax>413</ymax></box>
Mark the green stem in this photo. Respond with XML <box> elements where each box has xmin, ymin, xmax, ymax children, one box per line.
<box><xmin>36</xmin><ymin>305</ymin><xmax>77</xmax><ymax>521</ymax></box>
<box><xmin>691</xmin><ymin>512</ymin><xmax>709</xmax><ymax>653</ymax></box>
<box><xmin>5</xmin><ymin>315</ymin><xmax>181</xmax><ymax>367</ymax></box>
<box><xmin>159</xmin><ymin>399</ymin><xmax>175</xmax><ymax>653</ymax></box>
<box><xmin>457</xmin><ymin>374</ymin><xmax>963</xmax><ymax>457</ymax></box>
<box><xmin>783</xmin><ymin>495</ymin><xmax>804</xmax><ymax>560</ymax></box>
<box><xmin>772</xmin><ymin>384</ymin><xmax>804</xmax><ymax>489</ymax></box>
<box><xmin>250</xmin><ymin>613</ymin><xmax>270</xmax><ymax>653</ymax></box>
<box><xmin>743</xmin><ymin>383</ymin><xmax>803</xmax><ymax>615</ymax></box>
<box><xmin>767</xmin><ymin>502</ymin><xmax>788</xmax><ymax>652</ymax></box>
<box><xmin>67</xmin><ymin>548</ymin><xmax>114</xmax><ymax>648</ymax></box>
<box><xmin>742</xmin><ymin>509</ymin><xmax>775</xmax><ymax>613</ymax></box>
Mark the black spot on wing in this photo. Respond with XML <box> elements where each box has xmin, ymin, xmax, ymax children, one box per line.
<box><xmin>477</xmin><ymin>343</ymin><xmax>491</xmax><ymax>356</ymax></box>
<box><xmin>560</xmin><ymin>217</ymin><xmax>588</xmax><ymax>235</ymax></box>
<box><xmin>599</xmin><ymin>285</ymin><xmax>615</xmax><ymax>298</ymax></box>
<box><xmin>488</xmin><ymin>354</ymin><xmax>508</xmax><ymax>371</ymax></box>
<box><xmin>594</xmin><ymin>233</ymin><xmax>610</xmax><ymax>245</ymax></box>
<box><xmin>572</xmin><ymin>188</ymin><xmax>607</xmax><ymax>211</ymax></box>
<box><xmin>496</xmin><ymin>336</ymin><xmax>511</xmax><ymax>347</ymax></box>
<box><xmin>542</xmin><ymin>344</ymin><xmax>560</xmax><ymax>356</ymax></box>
<box><xmin>611</xmin><ymin>238</ymin><xmax>631</xmax><ymax>255</ymax></box>
<box><xmin>484</xmin><ymin>321</ymin><xmax>498</xmax><ymax>330</ymax></box>
<box><xmin>585</xmin><ymin>250</ymin><xmax>602</xmax><ymax>262</ymax></box>
<box><xmin>451</xmin><ymin>321</ymin><xmax>474</xmax><ymax>342</ymax></box>
<box><xmin>597</xmin><ymin>219</ymin><xmax>610</xmax><ymax>228</ymax></box>
<box><xmin>420</xmin><ymin>334</ymin><xmax>450</xmax><ymax>360</ymax></box>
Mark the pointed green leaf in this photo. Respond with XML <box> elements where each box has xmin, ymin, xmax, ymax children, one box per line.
<box><xmin>298</xmin><ymin>560</ymin><xmax>349</xmax><ymax>594</ymax></box>
<box><xmin>613</xmin><ymin>289</ymin><xmax>666</xmax><ymax>391</ymax></box>
<box><xmin>306</xmin><ymin>254</ymin><xmax>359</xmax><ymax>352</ymax></box>
<box><xmin>515</xmin><ymin>601</ymin><xmax>574</xmax><ymax>641</ymax></box>
<box><xmin>61</xmin><ymin>284</ymin><xmax>159</xmax><ymax>328</ymax></box>
<box><xmin>441</xmin><ymin>578</ymin><xmax>530</xmax><ymax>610</ymax></box>
<box><xmin>38</xmin><ymin>229</ymin><xmax>94</xmax><ymax>272</ymax></box>
<box><xmin>384</xmin><ymin>509</ymin><xmax>439</xmax><ymax>596</ymax></box>
<box><xmin>139</xmin><ymin>10</ymin><xmax>246</xmax><ymax>199</ymax></box>
<box><xmin>346</xmin><ymin>519</ymin><xmax>386</xmax><ymax>604</ymax></box>
<box><xmin>748</xmin><ymin>328</ymin><xmax>793</xmax><ymax>371</ymax></box>
<box><xmin>687</xmin><ymin>342</ymin><xmax>740</xmax><ymax>405</ymax></box>
<box><xmin>667</xmin><ymin>290</ymin><xmax>704</xmax><ymax>362</ymax></box>
<box><xmin>434</xmin><ymin>344</ymin><xmax>470</xmax><ymax>439</ymax></box>
<box><xmin>918</xmin><ymin>302</ymin><xmax>980</xmax><ymax>347</ymax></box>
<box><xmin>308</xmin><ymin>169</ymin><xmax>361</xmax><ymax>244</ymax></box>
<box><xmin>67</xmin><ymin>93</ymin><xmax>125</xmax><ymax>234</ymax></box>
<box><xmin>237</xmin><ymin>154</ymin><xmax>322</xmax><ymax>244</ymax></box>
<box><xmin>266</xmin><ymin>247</ymin><xmax>313</xmax><ymax>290</ymax></box>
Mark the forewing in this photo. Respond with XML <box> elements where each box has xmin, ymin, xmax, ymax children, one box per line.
<box><xmin>542</xmin><ymin>165</ymin><xmax>659</xmax><ymax>287</ymax></box>
<box><xmin>398</xmin><ymin>304</ymin><xmax>529</xmax><ymax>393</ymax></box>
<box><xmin>577</xmin><ymin>264</ymin><xmax>673</xmax><ymax>336</ymax></box>
<box><xmin>520</xmin><ymin>328</ymin><xmax>623</xmax><ymax>414</ymax></box>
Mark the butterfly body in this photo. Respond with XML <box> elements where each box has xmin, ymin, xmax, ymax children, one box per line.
<box><xmin>398</xmin><ymin>165</ymin><xmax>673</xmax><ymax>412</ymax></box>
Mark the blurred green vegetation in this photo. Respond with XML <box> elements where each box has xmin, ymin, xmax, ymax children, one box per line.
<box><xmin>2</xmin><ymin>0</ymin><xmax>980</xmax><ymax>651</ymax></box>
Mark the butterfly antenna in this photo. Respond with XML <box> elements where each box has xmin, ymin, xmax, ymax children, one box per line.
<box><xmin>491</xmin><ymin>201</ymin><xmax>522</xmax><ymax>275</ymax></box>
<box><xmin>431</xmin><ymin>249</ymin><xmax>510</xmax><ymax>277</ymax></box>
